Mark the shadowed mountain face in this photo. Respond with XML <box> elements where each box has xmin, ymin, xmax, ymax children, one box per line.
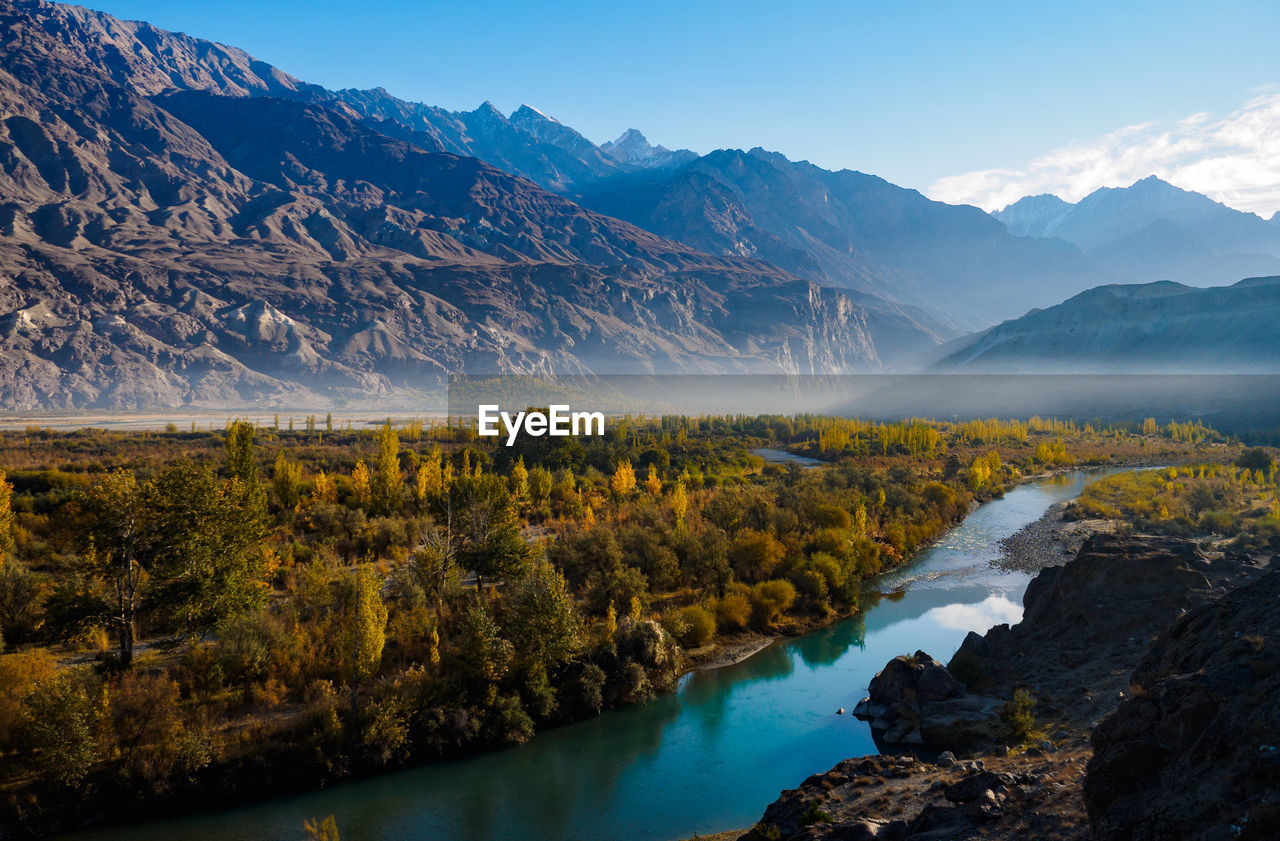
<box><xmin>580</xmin><ymin>148</ymin><xmax>1098</xmax><ymax>330</ymax></box>
<box><xmin>995</xmin><ymin>177</ymin><xmax>1280</xmax><ymax>287</ymax></box>
<box><xmin>931</xmin><ymin>276</ymin><xmax>1280</xmax><ymax>373</ymax></box>
<box><xmin>0</xmin><ymin>0</ymin><xmax>951</xmax><ymax>410</ymax></box>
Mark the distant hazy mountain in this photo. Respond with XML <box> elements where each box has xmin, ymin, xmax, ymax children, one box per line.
<box><xmin>931</xmin><ymin>276</ymin><xmax>1280</xmax><ymax>372</ymax></box>
<box><xmin>582</xmin><ymin>148</ymin><xmax>1095</xmax><ymax>329</ymax></box>
<box><xmin>0</xmin><ymin>0</ymin><xmax>943</xmax><ymax>410</ymax></box>
<box><xmin>600</xmin><ymin>129</ymin><xmax>697</xmax><ymax>170</ymax></box>
<box><xmin>995</xmin><ymin>177</ymin><xmax>1280</xmax><ymax>286</ymax></box>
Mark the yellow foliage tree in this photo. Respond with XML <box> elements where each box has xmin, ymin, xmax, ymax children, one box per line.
<box><xmin>611</xmin><ymin>459</ymin><xmax>637</xmax><ymax>496</ymax></box>
<box><xmin>644</xmin><ymin>463</ymin><xmax>662</xmax><ymax>496</ymax></box>
<box><xmin>0</xmin><ymin>468</ymin><xmax>12</xmax><ymax>556</ymax></box>
<box><xmin>352</xmin><ymin>460</ymin><xmax>372</xmax><ymax>508</ymax></box>
<box><xmin>313</xmin><ymin>470</ymin><xmax>337</xmax><ymax>505</ymax></box>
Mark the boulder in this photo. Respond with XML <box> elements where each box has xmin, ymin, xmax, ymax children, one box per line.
<box><xmin>856</xmin><ymin>650</ymin><xmax>1000</xmax><ymax>748</ymax></box>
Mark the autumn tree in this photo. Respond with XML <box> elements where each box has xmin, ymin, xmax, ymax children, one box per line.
<box><xmin>644</xmin><ymin>464</ymin><xmax>662</xmax><ymax>496</ymax></box>
<box><xmin>611</xmin><ymin>459</ymin><xmax>637</xmax><ymax>497</ymax></box>
<box><xmin>313</xmin><ymin>470</ymin><xmax>338</xmax><ymax>505</ymax></box>
<box><xmin>510</xmin><ymin>456</ymin><xmax>529</xmax><ymax>502</ymax></box>
<box><xmin>351</xmin><ymin>460</ymin><xmax>372</xmax><ymax>508</ymax></box>
<box><xmin>372</xmin><ymin>421</ymin><xmax>404</xmax><ymax>515</ymax></box>
<box><xmin>0</xmin><ymin>468</ymin><xmax>13</xmax><ymax>556</ymax></box>
<box><xmin>415</xmin><ymin>446</ymin><xmax>444</xmax><ymax>507</ymax></box>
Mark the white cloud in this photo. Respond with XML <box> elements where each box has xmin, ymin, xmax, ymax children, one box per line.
<box><xmin>926</xmin><ymin>595</ymin><xmax>1023</xmax><ymax>632</ymax></box>
<box><xmin>928</xmin><ymin>91</ymin><xmax>1280</xmax><ymax>217</ymax></box>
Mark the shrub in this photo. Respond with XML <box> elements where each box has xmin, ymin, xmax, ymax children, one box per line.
<box><xmin>1001</xmin><ymin>688</ymin><xmax>1036</xmax><ymax>744</ymax></box>
<box><xmin>0</xmin><ymin>649</ymin><xmax>57</xmax><ymax>748</ymax></box>
<box><xmin>23</xmin><ymin>676</ymin><xmax>100</xmax><ymax>787</ymax></box>
<box><xmin>749</xmin><ymin>579</ymin><xmax>797</xmax><ymax>629</ymax></box>
<box><xmin>792</xmin><ymin>569</ymin><xmax>830</xmax><ymax>614</ymax></box>
<box><xmin>676</xmin><ymin>605</ymin><xmax>716</xmax><ymax>648</ymax></box>
<box><xmin>486</xmin><ymin>694</ymin><xmax>534</xmax><ymax>745</ymax></box>
<box><xmin>715</xmin><ymin>590</ymin><xmax>752</xmax><ymax>633</ymax></box>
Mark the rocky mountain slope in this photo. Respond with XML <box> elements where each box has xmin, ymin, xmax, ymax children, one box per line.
<box><xmin>995</xmin><ymin>177</ymin><xmax>1280</xmax><ymax>287</ymax></box>
<box><xmin>931</xmin><ymin>276</ymin><xmax>1280</xmax><ymax>372</ymax></box>
<box><xmin>1086</xmin><ymin>562</ymin><xmax>1280</xmax><ymax>841</ymax></box>
<box><xmin>580</xmin><ymin>148</ymin><xmax>1096</xmax><ymax>329</ymax></box>
<box><xmin>0</xmin><ymin>0</ymin><xmax>942</xmax><ymax>410</ymax></box>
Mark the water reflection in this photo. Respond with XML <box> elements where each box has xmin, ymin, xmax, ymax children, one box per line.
<box><xmin>793</xmin><ymin>612</ymin><xmax>866</xmax><ymax>669</ymax></box>
<box><xmin>928</xmin><ymin>595</ymin><xmax>1022</xmax><ymax>631</ymax></box>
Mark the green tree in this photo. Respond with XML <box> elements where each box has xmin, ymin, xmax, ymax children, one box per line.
<box><xmin>23</xmin><ymin>676</ymin><xmax>100</xmax><ymax>787</ymax></box>
<box><xmin>340</xmin><ymin>565</ymin><xmax>387</xmax><ymax>688</ymax></box>
<box><xmin>78</xmin><ymin>471</ymin><xmax>147</xmax><ymax>665</ymax></box>
<box><xmin>145</xmin><ymin>461</ymin><xmax>271</xmax><ymax>638</ymax></box>
<box><xmin>225</xmin><ymin>421</ymin><xmax>260</xmax><ymax>491</ymax></box>
<box><xmin>273</xmin><ymin>451</ymin><xmax>304</xmax><ymax>511</ymax></box>
<box><xmin>446</xmin><ymin>476</ymin><xmax>532</xmax><ymax>587</ymax></box>
<box><xmin>458</xmin><ymin>601</ymin><xmax>513</xmax><ymax>694</ymax></box>
<box><xmin>504</xmin><ymin>559</ymin><xmax>583</xmax><ymax>672</ymax></box>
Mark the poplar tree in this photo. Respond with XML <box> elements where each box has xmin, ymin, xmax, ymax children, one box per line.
<box><xmin>352</xmin><ymin>460</ymin><xmax>372</xmax><ymax>508</ymax></box>
<box><xmin>341</xmin><ymin>565</ymin><xmax>387</xmax><ymax>689</ymax></box>
<box><xmin>372</xmin><ymin>421</ymin><xmax>403</xmax><ymax>514</ymax></box>
<box><xmin>0</xmin><ymin>468</ymin><xmax>13</xmax><ymax>556</ymax></box>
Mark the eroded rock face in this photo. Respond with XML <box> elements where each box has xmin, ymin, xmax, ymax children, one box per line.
<box><xmin>1085</xmin><ymin>565</ymin><xmax>1280</xmax><ymax>841</ymax></box>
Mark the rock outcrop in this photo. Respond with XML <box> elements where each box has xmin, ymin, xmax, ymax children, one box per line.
<box><xmin>744</xmin><ymin>535</ymin><xmax>1275</xmax><ymax>841</ymax></box>
<box><xmin>853</xmin><ymin>650</ymin><xmax>1003</xmax><ymax>747</ymax></box>
<box><xmin>1085</xmin><ymin>564</ymin><xmax>1280</xmax><ymax>841</ymax></box>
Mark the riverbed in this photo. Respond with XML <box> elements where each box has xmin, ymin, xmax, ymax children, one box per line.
<box><xmin>69</xmin><ymin>469</ymin><xmax>1114</xmax><ymax>841</ymax></box>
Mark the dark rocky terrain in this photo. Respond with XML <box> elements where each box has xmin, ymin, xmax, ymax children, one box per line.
<box><xmin>1086</xmin><ymin>563</ymin><xmax>1280</xmax><ymax>841</ymax></box>
<box><xmin>737</xmin><ymin>535</ymin><xmax>1276</xmax><ymax>841</ymax></box>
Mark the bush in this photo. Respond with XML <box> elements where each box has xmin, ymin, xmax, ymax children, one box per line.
<box><xmin>715</xmin><ymin>589</ymin><xmax>752</xmax><ymax>633</ymax></box>
<box><xmin>1001</xmin><ymin>688</ymin><xmax>1036</xmax><ymax>744</ymax></box>
<box><xmin>0</xmin><ymin>649</ymin><xmax>58</xmax><ymax>750</ymax></box>
<box><xmin>108</xmin><ymin>670</ymin><xmax>192</xmax><ymax>783</ymax></box>
<box><xmin>676</xmin><ymin>605</ymin><xmax>716</xmax><ymax>648</ymax></box>
<box><xmin>23</xmin><ymin>675</ymin><xmax>100</xmax><ymax>787</ymax></box>
<box><xmin>486</xmin><ymin>693</ymin><xmax>534</xmax><ymax>745</ymax></box>
<box><xmin>749</xmin><ymin>580</ymin><xmax>797</xmax><ymax>629</ymax></box>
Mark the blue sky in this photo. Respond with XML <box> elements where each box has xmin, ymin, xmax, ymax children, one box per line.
<box><xmin>88</xmin><ymin>0</ymin><xmax>1280</xmax><ymax>213</ymax></box>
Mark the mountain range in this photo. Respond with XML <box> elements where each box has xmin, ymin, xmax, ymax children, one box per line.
<box><xmin>3</xmin><ymin>0</ymin><xmax>1280</xmax><ymax>410</ymax></box>
<box><xmin>995</xmin><ymin>178</ymin><xmax>1280</xmax><ymax>287</ymax></box>
<box><xmin>932</xmin><ymin>276</ymin><xmax>1280</xmax><ymax>373</ymax></box>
